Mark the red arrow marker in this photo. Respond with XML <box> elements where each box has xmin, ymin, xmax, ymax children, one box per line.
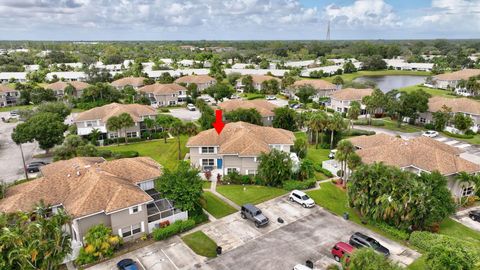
<box><xmin>212</xmin><ymin>110</ymin><xmax>225</xmax><ymax>135</ymax></box>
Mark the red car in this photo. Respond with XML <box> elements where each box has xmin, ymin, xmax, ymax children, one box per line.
<box><xmin>331</xmin><ymin>242</ymin><xmax>354</xmax><ymax>263</ymax></box>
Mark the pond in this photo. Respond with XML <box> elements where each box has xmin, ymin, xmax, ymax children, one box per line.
<box><xmin>353</xmin><ymin>75</ymin><xmax>427</xmax><ymax>93</ymax></box>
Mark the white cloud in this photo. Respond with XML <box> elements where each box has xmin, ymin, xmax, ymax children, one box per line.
<box><xmin>324</xmin><ymin>0</ymin><xmax>402</xmax><ymax>28</ymax></box>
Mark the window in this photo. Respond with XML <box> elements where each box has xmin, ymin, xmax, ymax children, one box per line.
<box><xmin>109</xmin><ymin>132</ymin><xmax>118</xmax><ymax>139</ymax></box>
<box><xmin>132</xmin><ymin>224</ymin><xmax>141</xmax><ymax>235</ymax></box>
<box><xmin>201</xmin><ymin>159</ymin><xmax>214</xmax><ymax>166</ymax></box>
<box><xmin>86</xmin><ymin>121</ymin><xmax>96</xmax><ymax>127</ymax></box>
<box><xmin>462</xmin><ymin>185</ymin><xmax>474</xmax><ymax>197</ymax></box>
<box><xmin>336</xmin><ymin>107</ymin><xmax>342</xmax><ymax>112</ymax></box>
<box><xmin>169</xmin><ymin>100</ymin><xmax>176</xmax><ymax>105</ymax></box>
<box><xmin>227</xmin><ymin>168</ymin><xmax>238</xmax><ymax>174</ymax></box>
<box><xmin>121</xmin><ymin>226</ymin><xmax>132</xmax><ymax>237</ymax></box>
<box><xmin>247</xmin><ymin>170</ymin><xmax>257</xmax><ymax>176</ymax></box>
<box><xmin>132</xmin><ymin>206</ymin><xmax>139</xmax><ymax>213</ymax></box>
<box><xmin>201</xmin><ymin>147</ymin><xmax>215</xmax><ymax>154</ymax></box>
<box><xmin>126</xmin><ymin>132</ymin><xmax>137</xmax><ymax>138</ymax></box>
<box><xmin>419</xmin><ymin>118</ymin><xmax>426</xmax><ymax>123</ymax></box>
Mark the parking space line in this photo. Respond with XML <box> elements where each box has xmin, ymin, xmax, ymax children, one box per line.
<box><xmin>161</xmin><ymin>249</ymin><xmax>179</xmax><ymax>270</ymax></box>
<box><xmin>135</xmin><ymin>256</ymin><xmax>147</xmax><ymax>270</ymax></box>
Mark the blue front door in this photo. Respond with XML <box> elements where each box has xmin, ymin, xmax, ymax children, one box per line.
<box><xmin>217</xmin><ymin>159</ymin><xmax>223</xmax><ymax>169</ymax></box>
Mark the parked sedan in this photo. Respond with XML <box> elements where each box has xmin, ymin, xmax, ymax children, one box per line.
<box><xmin>422</xmin><ymin>130</ymin><xmax>439</xmax><ymax>138</ymax></box>
<box><xmin>349</xmin><ymin>232</ymin><xmax>390</xmax><ymax>256</ymax></box>
<box><xmin>186</xmin><ymin>103</ymin><xmax>196</xmax><ymax>111</ymax></box>
<box><xmin>469</xmin><ymin>210</ymin><xmax>480</xmax><ymax>222</ymax></box>
<box><xmin>266</xmin><ymin>95</ymin><xmax>277</xmax><ymax>100</ymax></box>
<box><xmin>117</xmin><ymin>258</ymin><xmax>139</xmax><ymax>270</ymax></box>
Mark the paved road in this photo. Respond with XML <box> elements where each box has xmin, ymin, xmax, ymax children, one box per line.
<box><xmin>203</xmin><ymin>206</ymin><xmax>420</xmax><ymax>270</ymax></box>
<box><xmin>0</xmin><ymin>112</ymin><xmax>47</xmax><ymax>183</ymax></box>
<box><xmin>453</xmin><ymin>206</ymin><xmax>480</xmax><ymax>232</ymax></box>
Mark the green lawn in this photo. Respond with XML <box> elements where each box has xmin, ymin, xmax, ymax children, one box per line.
<box><xmin>216</xmin><ymin>185</ymin><xmax>287</xmax><ymax>206</ymax></box>
<box><xmin>441</xmin><ymin>132</ymin><xmax>480</xmax><ymax>145</ymax></box>
<box><xmin>323</xmin><ymin>70</ymin><xmax>431</xmax><ymax>83</ymax></box>
<box><xmin>406</xmin><ymin>255</ymin><xmax>427</xmax><ymax>270</ymax></box>
<box><xmin>202</xmin><ymin>181</ymin><xmax>212</xmax><ymax>189</ymax></box>
<box><xmin>399</xmin><ymin>84</ymin><xmax>457</xmax><ymax>98</ymax></box>
<box><xmin>380</xmin><ymin>118</ymin><xmax>424</xmax><ymax>133</ymax></box>
<box><xmin>295</xmin><ymin>131</ymin><xmax>332</xmax><ymax>180</ymax></box>
<box><xmin>100</xmin><ymin>136</ymin><xmax>189</xmax><ymax>170</ymax></box>
<box><xmin>0</xmin><ymin>104</ymin><xmax>34</xmax><ymax>112</ymax></box>
<box><xmin>182</xmin><ymin>231</ymin><xmax>218</xmax><ymax>258</ymax></box>
<box><xmin>200</xmin><ymin>191</ymin><xmax>237</xmax><ymax>219</ymax></box>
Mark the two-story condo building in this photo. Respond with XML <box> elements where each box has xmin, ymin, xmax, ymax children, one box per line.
<box><xmin>348</xmin><ymin>134</ymin><xmax>480</xmax><ymax>199</ymax></box>
<box><xmin>186</xmin><ymin>122</ymin><xmax>295</xmax><ymax>176</ymax></box>
<box><xmin>217</xmin><ymin>99</ymin><xmax>278</xmax><ymax>126</ymax></box>
<box><xmin>138</xmin><ymin>83</ymin><xmax>188</xmax><ymax>107</ymax></box>
<box><xmin>174</xmin><ymin>75</ymin><xmax>216</xmax><ymax>91</ymax></box>
<box><xmin>111</xmin><ymin>77</ymin><xmax>146</xmax><ymax>90</ymax></box>
<box><xmin>289</xmin><ymin>79</ymin><xmax>338</xmax><ymax>100</ymax></box>
<box><xmin>0</xmin><ymin>157</ymin><xmax>187</xmax><ymax>261</ymax></box>
<box><xmin>74</xmin><ymin>103</ymin><xmax>157</xmax><ymax>139</ymax></box>
<box><xmin>432</xmin><ymin>69</ymin><xmax>480</xmax><ymax>89</ymax></box>
<box><xmin>46</xmin><ymin>72</ymin><xmax>87</xmax><ymax>82</ymax></box>
<box><xmin>46</xmin><ymin>81</ymin><xmax>91</xmax><ymax>99</ymax></box>
<box><xmin>235</xmin><ymin>75</ymin><xmax>281</xmax><ymax>92</ymax></box>
<box><xmin>329</xmin><ymin>88</ymin><xmax>373</xmax><ymax>114</ymax></box>
<box><xmin>0</xmin><ymin>84</ymin><xmax>20</xmax><ymax>107</ymax></box>
<box><xmin>417</xmin><ymin>96</ymin><xmax>480</xmax><ymax>132</ymax></box>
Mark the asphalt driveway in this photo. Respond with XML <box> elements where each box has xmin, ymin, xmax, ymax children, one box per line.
<box><xmin>453</xmin><ymin>206</ymin><xmax>480</xmax><ymax>232</ymax></box>
<box><xmin>203</xmin><ymin>204</ymin><xmax>420</xmax><ymax>270</ymax></box>
<box><xmin>166</xmin><ymin>108</ymin><xmax>200</xmax><ymax>121</ymax></box>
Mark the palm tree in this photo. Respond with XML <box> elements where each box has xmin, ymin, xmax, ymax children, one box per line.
<box><xmin>89</xmin><ymin>128</ymin><xmax>101</xmax><ymax>145</ymax></box>
<box><xmin>347</xmin><ymin>101</ymin><xmax>361</xmax><ymax>129</ymax></box>
<box><xmin>156</xmin><ymin>114</ymin><xmax>177</xmax><ymax>143</ymax></box>
<box><xmin>143</xmin><ymin>118</ymin><xmax>155</xmax><ymax>139</ymax></box>
<box><xmin>118</xmin><ymin>113</ymin><xmax>134</xmax><ymax>144</ymax></box>
<box><xmin>308</xmin><ymin>111</ymin><xmax>328</xmax><ymax>148</ymax></box>
<box><xmin>456</xmin><ymin>172</ymin><xmax>480</xmax><ymax>200</ymax></box>
<box><xmin>328</xmin><ymin>112</ymin><xmax>347</xmax><ymax>149</ymax></box>
<box><xmin>335</xmin><ymin>140</ymin><xmax>356</xmax><ymax>185</ymax></box>
<box><xmin>106</xmin><ymin>116</ymin><xmax>122</xmax><ymax>145</ymax></box>
<box><xmin>170</xmin><ymin>121</ymin><xmax>185</xmax><ymax>160</ymax></box>
<box><xmin>346</xmin><ymin>152</ymin><xmax>362</xmax><ymax>182</ymax></box>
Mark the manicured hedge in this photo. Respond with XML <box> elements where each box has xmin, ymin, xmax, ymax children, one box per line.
<box><xmin>112</xmin><ymin>150</ymin><xmax>139</xmax><ymax>159</ymax></box>
<box><xmin>353</xmin><ymin>119</ymin><xmax>385</xmax><ymax>126</ymax></box>
<box><xmin>283</xmin><ymin>179</ymin><xmax>317</xmax><ymax>191</ymax></box>
<box><xmin>443</xmin><ymin>131</ymin><xmax>474</xmax><ymax>139</ymax></box>
<box><xmin>314</xmin><ymin>165</ymin><xmax>334</xmax><ymax>177</ymax></box>
<box><xmin>342</xmin><ymin>129</ymin><xmax>376</xmax><ymax>137</ymax></box>
<box><xmin>152</xmin><ymin>219</ymin><xmax>196</xmax><ymax>241</ymax></box>
<box><xmin>372</xmin><ymin>221</ymin><xmax>410</xmax><ymax>241</ymax></box>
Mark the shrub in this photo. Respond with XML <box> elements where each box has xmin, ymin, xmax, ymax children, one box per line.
<box><xmin>424</xmin><ymin>123</ymin><xmax>435</xmax><ymax>130</ymax></box>
<box><xmin>326</xmin><ymin>108</ymin><xmax>335</xmax><ymax>113</ymax></box>
<box><xmin>152</xmin><ymin>219</ymin><xmax>196</xmax><ymax>241</ymax></box>
<box><xmin>223</xmin><ymin>171</ymin><xmax>243</xmax><ymax>184</ymax></box>
<box><xmin>283</xmin><ymin>179</ymin><xmax>316</xmax><ymax>190</ymax></box>
<box><xmin>443</xmin><ymin>131</ymin><xmax>474</xmax><ymax>139</ymax></box>
<box><xmin>76</xmin><ymin>224</ymin><xmax>122</xmax><ymax>265</ymax></box>
<box><xmin>372</xmin><ymin>221</ymin><xmax>410</xmax><ymax>241</ymax></box>
<box><xmin>465</xmin><ymin>129</ymin><xmax>476</xmax><ymax>136</ymax></box>
<box><xmin>342</xmin><ymin>129</ymin><xmax>375</xmax><ymax>137</ymax></box>
<box><xmin>112</xmin><ymin>150</ymin><xmax>139</xmax><ymax>159</ymax></box>
<box><xmin>354</xmin><ymin>119</ymin><xmax>385</xmax><ymax>126</ymax></box>
<box><xmin>314</xmin><ymin>164</ymin><xmax>334</xmax><ymax>177</ymax></box>
<box><xmin>160</xmin><ymin>108</ymin><xmax>170</xmax><ymax>112</ymax></box>
<box><xmin>97</xmin><ymin>149</ymin><xmax>113</xmax><ymax>158</ymax></box>
<box><xmin>246</xmin><ymin>93</ymin><xmax>265</xmax><ymax>100</ymax></box>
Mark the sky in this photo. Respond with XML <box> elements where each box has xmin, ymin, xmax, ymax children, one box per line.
<box><xmin>0</xmin><ymin>0</ymin><xmax>479</xmax><ymax>40</ymax></box>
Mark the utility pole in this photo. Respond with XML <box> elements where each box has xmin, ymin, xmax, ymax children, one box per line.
<box><xmin>326</xmin><ymin>20</ymin><xmax>331</xmax><ymax>41</ymax></box>
<box><xmin>18</xmin><ymin>143</ymin><xmax>28</xmax><ymax>180</ymax></box>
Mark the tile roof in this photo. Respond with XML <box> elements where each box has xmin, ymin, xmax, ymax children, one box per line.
<box><xmin>0</xmin><ymin>84</ymin><xmax>16</xmax><ymax>93</ymax></box>
<box><xmin>433</xmin><ymin>69</ymin><xmax>480</xmax><ymax>81</ymax></box>
<box><xmin>218</xmin><ymin>99</ymin><xmax>277</xmax><ymax>117</ymax></box>
<box><xmin>428</xmin><ymin>96</ymin><xmax>480</xmax><ymax>116</ymax></box>
<box><xmin>74</xmin><ymin>103</ymin><xmax>157</xmax><ymax>122</ymax></box>
<box><xmin>175</xmin><ymin>75</ymin><xmax>216</xmax><ymax>84</ymax></box>
<box><xmin>186</xmin><ymin>121</ymin><xmax>294</xmax><ymax>156</ymax></box>
<box><xmin>292</xmin><ymin>79</ymin><xmax>336</xmax><ymax>90</ymax></box>
<box><xmin>46</xmin><ymin>81</ymin><xmax>91</xmax><ymax>91</ymax></box>
<box><xmin>248</xmin><ymin>75</ymin><xmax>281</xmax><ymax>84</ymax></box>
<box><xmin>348</xmin><ymin>134</ymin><xmax>479</xmax><ymax>175</ymax></box>
<box><xmin>330</xmin><ymin>88</ymin><xmax>373</xmax><ymax>101</ymax></box>
<box><xmin>138</xmin><ymin>83</ymin><xmax>186</xmax><ymax>95</ymax></box>
<box><xmin>0</xmin><ymin>157</ymin><xmax>162</xmax><ymax>218</ymax></box>
<box><xmin>111</xmin><ymin>77</ymin><xmax>146</xmax><ymax>88</ymax></box>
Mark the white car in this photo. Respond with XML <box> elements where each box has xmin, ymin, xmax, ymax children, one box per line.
<box><xmin>186</xmin><ymin>104</ymin><xmax>196</xmax><ymax>111</ymax></box>
<box><xmin>289</xmin><ymin>190</ymin><xmax>315</xmax><ymax>208</ymax></box>
<box><xmin>328</xmin><ymin>149</ymin><xmax>337</xmax><ymax>159</ymax></box>
<box><xmin>293</xmin><ymin>264</ymin><xmax>313</xmax><ymax>270</ymax></box>
<box><xmin>422</xmin><ymin>130</ymin><xmax>439</xmax><ymax>138</ymax></box>
<box><xmin>266</xmin><ymin>95</ymin><xmax>277</xmax><ymax>100</ymax></box>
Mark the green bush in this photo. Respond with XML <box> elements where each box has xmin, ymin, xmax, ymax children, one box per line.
<box><xmin>354</xmin><ymin>119</ymin><xmax>385</xmax><ymax>126</ymax></box>
<box><xmin>372</xmin><ymin>221</ymin><xmax>410</xmax><ymax>241</ymax></box>
<box><xmin>326</xmin><ymin>108</ymin><xmax>335</xmax><ymax>113</ymax></box>
<box><xmin>246</xmin><ymin>93</ymin><xmax>265</xmax><ymax>100</ymax></box>
<box><xmin>314</xmin><ymin>165</ymin><xmax>334</xmax><ymax>177</ymax></box>
<box><xmin>443</xmin><ymin>131</ymin><xmax>474</xmax><ymax>139</ymax></box>
<box><xmin>465</xmin><ymin>129</ymin><xmax>476</xmax><ymax>136</ymax></box>
<box><xmin>97</xmin><ymin>149</ymin><xmax>113</xmax><ymax>158</ymax></box>
<box><xmin>160</xmin><ymin>108</ymin><xmax>170</xmax><ymax>112</ymax></box>
<box><xmin>152</xmin><ymin>219</ymin><xmax>196</xmax><ymax>241</ymax></box>
<box><xmin>424</xmin><ymin>123</ymin><xmax>435</xmax><ymax>130</ymax></box>
<box><xmin>112</xmin><ymin>150</ymin><xmax>139</xmax><ymax>159</ymax></box>
<box><xmin>283</xmin><ymin>179</ymin><xmax>316</xmax><ymax>190</ymax></box>
<box><xmin>342</xmin><ymin>129</ymin><xmax>376</xmax><ymax>137</ymax></box>
<box><xmin>409</xmin><ymin>231</ymin><xmax>479</xmax><ymax>254</ymax></box>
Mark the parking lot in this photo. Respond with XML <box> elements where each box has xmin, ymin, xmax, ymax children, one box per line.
<box><xmin>87</xmin><ymin>237</ymin><xmax>204</xmax><ymax>270</ymax></box>
<box><xmin>453</xmin><ymin>206</ymin><xmax>480</xmax><ymax>232</ymax></box>
<box><xmin>0</xmin><ymin>111</ymin><xmax>47</xmax><ymax>183</ymax></box>
<box><xmin>166</xmin><ymin>108</ymin><xmax>201</xmax><ymax>121</ymax></box>
<box><xmin>204</xmin><ymin>205</ymin><xmax>420</xmax><ymax>270</ymax></box>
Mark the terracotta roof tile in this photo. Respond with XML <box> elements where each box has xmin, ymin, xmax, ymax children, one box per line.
<box><xmin>428</xmin><ymin>96</ymin><xmax>480</xmax><ymax>115</ymax></box>
<box><xmin>433</xmin><ymin>69</ymin><xmax>480</xmax><ymax>81</ymax></box>
<box><xmin>74</xmin><ymin>103</ymin><xmax>157</xmax><ymax>122</ymax></box>
<box><xmin>186</xmin><ymin>122</ymin><xmax>294</xmax><ymax>156</ymax></box>
<box><xmin>0</xmin><ymin>84</ymin><xmax>16</xmax><ymax>93</ymax></box>
<box><xmin>0</xmin><ymin>157</ymin><xmax>161</xmax><ymax>218</ymax></box>
<box><xmin>111</xmin><ymin>77</ymin><xmax>146</xmax><ymax>88</ymax></box>
<box><xmin>138</xmin><ymin>83</ymin><xmax>186</xmax><ymax>95</ymax></box>
<box><xmin>292</xmin><ymin>79</ymin><xmax>336</xmax><ymax>90</ymax></box>
<box><xmin>46</xmin><ymin>81</ymin><xmax>91</xmax><ymax>91</ymax></box>
<box><xmin>175</xmin><ymin>75</ymin><xmax>216</xmax><ymax>84</ymax></box>
<box><xmin>330</xmin><ymin>88</ymin><xmax>373</xmax><ymax>101</ymax></box>
<box><xmin>218</xmin><ymin>99</ymin><xmax>277</xmax><ymax>117</ymax></box>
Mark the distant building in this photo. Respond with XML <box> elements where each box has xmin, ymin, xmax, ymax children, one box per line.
<box><xmin>0</xmin><ymin>85</ymin><xmax>20</xmax><ymax>107</ymax></box>
<box><xmin>289</xmin><ymin>79</ymin><xmax>338</xmax><ymax>100</ymax></box>
<box><xmin>235</xmin><ymin>75</ymin><xmax>281</xmax><ymax>92</ymax></box>
<box><xmin>217</xmin><ymin>99</ymin><xmax>278</xmax><ymax>126</ymax></box>
<box><xmin>111</xmin><ymin>77</ymin><xmax>146</xmax><ymax>90</ymax></box>
<box><xmin>74</xmin><ymin>103</ymin><xmax>157</xmax><ymax>139</ymax></box>
<box><xmin>432</xmin><ymin>69</ymin><xmax>480</xmax><ymax>89</ymax></box>
<box><xmin>46</xmin><ymin>81</ymin><xmax>91</xmax><ymax>99</ymax></box>
<box><xmin>46</xmin><ymin>72</ymin><xmax>87</xmax><ymax>82</ymax></box>
<box><xmin>138</xmin><ymin>83</ymin><xmax>188</xmax><ymax>107</ymax></box>
<box><xmin>329</xmin><ymin>88</ymin><xmax>373</xmax><ymax>114</ymax></box>
<box><xmin>175</xmin><ymin>75</ymin><xmax>216</xmax><ymax>91</ymax></box>
<box><xmin>0</xmin><ymin>72</ymin><xmax>27</xmax><ymax>84</ymax></box>
<box><xmin>384</xmin><ymin>59</ymin><xmax>433</xmax><ymax>71</ymax></box>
